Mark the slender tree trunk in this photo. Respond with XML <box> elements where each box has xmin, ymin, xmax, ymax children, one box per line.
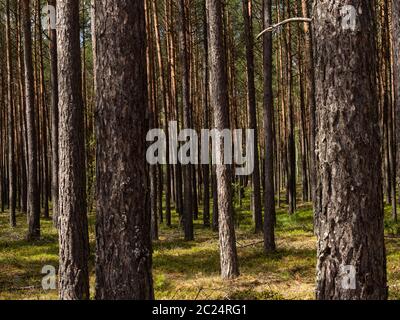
<box><xmin>207</xmin><ymin>0</ymin><xmax>239</xmax><ymax>279</ymax></box>
<box><xmin>22</xmin><ymin>0</ymin><xmax>40</xmax><ymax>240</ymax></box>
<box><xmin>151</xmin><ymin>0</ymin><xmax>171</xmax><ymax>227</ymax></box>
<box><xmin>285</xmin><ymin>0</ymin><xmax>296</xmax><ymax>215</ymax></box>
<box><xmin>16</xmin><ymin>6</ymin><xmax>28</xmax><ymax>215</ymax></box>
<box><xmin>314</xmin><ymin>0</ymin><xmax>387</xmax><ymax>300</ymax></box>
<box><xmin>262</xmin><ymin>0</ymin><xmax>276</xmax><ymax>254</ymax></box>
<box><xmin>95</xmin><ymin>0</ymin><xmax>154</xmax><ymax>300</ymax></box>
<box><xmin>57</xmin><ymin>0</ymin><xmax>89</xmax><ymax>300</ymax></box>
<box><xmin>243</xmin><ymin>0</ymin><xmax>262</xmax><ymax>233</ymax></box>
<box><xmin>146</xmin><ymin>0</ymin><xmax>158</xmax><ymax>241</ymax></box>
<box><xmin>179</xmin><ymin>0</ymin><xmax>194</xmax><ymax>241</ymax></box>
<box><xmin>202</xmin><ymin>1</ymin><xmax>211</xmax><ymax>228</ymax></box>
<box><xmin>212</xmin><ymin>166</ymin><xmax>219</xmax><ymax>231</ymax></box>
<box><xmin>301</xmin><ymin>0</ymin><xmax>317</xmax><ymax>208</ymax></box>
<box><xmin>48</xmin><ymin>0</ymin><xmax>59</xmax><ymax>228</ymax></box>
<box><xmin>6</xmin><ymin>0</ymin><xmax>16</xmax><ymax>227</ymax></box>
<box><xmin>392</xmin><ymin>0</ymin><xmax>400</xmax><ymax>208</ymax></box>
<box><xmin>36</xmin><ymin>0</ymin><xmax>49</xmax><ymax>220</ymax></box>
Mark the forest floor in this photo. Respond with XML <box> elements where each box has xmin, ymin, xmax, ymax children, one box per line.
<box><xmin>0</xmin><ymin>193</ymin><xmax>400</xmax><ymax>300</ymax></box>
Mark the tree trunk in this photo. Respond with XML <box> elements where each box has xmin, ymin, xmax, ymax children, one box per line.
<box><xmin>151</xmin><ymin>0</ymin><xmax>171</xmax><ymax>227</ymax></box>
<box><xmin>6</xmin><ymin>0</ymin><xmax>16</xmax><ymax>228</ymax></box>
<box><xmin>212</xmin><ymin>166</ymin><xmax>219</xmax><ymax>231</ymax></box>
<box><xmin>313</xmin><ymin>0</ymin><xmax>387</xmax><ymax>300</ymax></box>
<box><xmin>202</xmin><ymin>1</ymin><xmax>211</xmax><ymax>228</ymax></box>
<box><xmin>179</xmin><ymin>0</ymin><xmax>194</xmax><ymax>241</ymax></box>
<box><xmin>94</xmin><ymin>0</ymin><xmax>154</xmax><ymax>300</ymax></box>
<box><xmin>301</xmin><ymin>0</ymin><xmax>317</xmax><ymax>207</ymax></box>
<box><xmin>22</xmin><ymin>0</ymin><xmax>40</xmax><ymax>240</ymax></box>
<box><xmin>262</xmin><ymin>0</ymin><xmax>276</xmax><ymax>254</ymax></box>
<box><xmin>285</xmin><ymin>0</ymin><xmax>296</xmax><ymax>215</ymax></box>
<box><xmin>146</xmin><ymin>0</ymin><xmax>158</xmax><ymax>241</ymax></box>
<box><xmin>48</xmin><ymin>0</ymin><xmax>59</xmax><ymax>228</ymax></box>
<box><xmin>392</xmin><ymin>0</ymin><xmax>400</xmax><ymax>207</ymax></box>
<box><xmin>57</xmin><ymin>0</ymin><xmax>90</xmax><ymax>300</ymax></box>
<box><xmin>243</xmin><ymin>0</ymin><xmax>262</xmax><ymax>233</ymax></box>
<box><xmin>207</xmin><ymin>0</ymin><xmax>239</xmax><ymax>279</ymax></box>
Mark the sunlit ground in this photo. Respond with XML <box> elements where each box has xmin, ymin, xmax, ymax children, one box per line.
<box><xmin>0</xmin><ymin>190</ymin><xmax>399</xmax><ymax>300</ymax></box>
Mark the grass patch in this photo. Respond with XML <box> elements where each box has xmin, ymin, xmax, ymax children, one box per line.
<box><xmin>0</xmin><ymin>191</ymin><xmax>399</xmax><ymax>300</ymax></box>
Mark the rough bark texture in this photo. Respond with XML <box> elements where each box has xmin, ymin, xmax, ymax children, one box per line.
<box><xmin>392</xmin><ymin>0</ymin><xmax>400</xmax><ymax>187</ymax></box>
<box><xmin>22</xmin><ymin>0</ymin><xmax>40</xmax><ymax>240</ymax></box>
<box><xmin>202</xmin><ymin>0</ymin><xmax>211</xmax><ymax>228</ymax></box>
<box><xmin>262</xmin><ymin>0</ymin><xmax>276</xmax><ymax>253</ymax></box>
<box><xmin>94</xmin><ymin>0</ymin><xmax>154</xmax><ymax>300</ymax></box>
<box><xmin>212</xmin><ymin>166</ymin><xmax>219</xmax><ymax>231</ymax></box>
<box><xmin>178</xmin><ymin>0</ymin><xmax>194</xmax><ymax>241</ymax></box>
<box><xmin>207</xmin><ymin>0</ymin><xmax>239</xmax><ymax>279</ymax></box>
<box><xmin>313</xmin><ymin>0</ymin><xmax>387</xmax><ymax>300</ymax></box>
<box><xmin>57</xmin><ymin>0</ymin><xmax>90</xmax><ymax>300</ymax></box>
<box><xmin>49</xmin><ymin>0</ymin><xmax>59</xmax><ymax>228</ymax></box>
<box><xmin>301</xmin><ymin>0</ymin><xmax>317</xmax><ymax>206</ymax></box>
<box><xmin>6</xmin><ymin>0</ymin><xmax>16</xmax><ymax>227</ymax></box>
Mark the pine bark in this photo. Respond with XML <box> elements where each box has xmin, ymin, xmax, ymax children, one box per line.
<box><xmin>48</xmin><ymin>0</ymin><xmax>59</xmax><ymax>228</ymax></box>
<box><xmin>94</xmin><ymin>0</ymin><xmax>154</xmax><ymax>300</ymax></box>
<box><xmin>243</xmin><ymin>0</ymin><xmax>262</xmax><ymax>233</ymax></box>
<box><xmin>392</xmin><ymin>0</ymin><xmax>400</xmax><ymax>203</ymax></box>
<box><xmin>313</xmin><ymin>0</ymin><xmax>387</xmax><ymax>299</ymax></box>
<box><xmin>202</xmin><ymin>1</ymin><xmax>210</xmax><ymax>228</ymax></box>
<box><xmin>178</xmin><ymin>0</ymin><xmax>194</xmax><ymax>241</ymax></box>
<box><xmin>22</xmin><ymin>0</ymin><xmax>40</xmax><ymax>239</ymax></box>
<box><xmin>301</xmin><ymin>0</ymin><xmax>317</xmax><ymax>206</ymax></box>
<box><xmin>57</xmin><ymin>0</ymin><xmax>90</xmax><ymax>300</ymax></box>
<box><xmin>262</xmin><ymin>0</ymin><xmax>276</xmax><ymax>253</ymax></box>
<box><xmin>207</xmin><ymin>0</ymin><xmax>239</xmax><ymax>279</ymax></box>
<box><xmin>6</xmin><ymin>0</ymin><xmax>16</xmax><ymax>227</ymax></box>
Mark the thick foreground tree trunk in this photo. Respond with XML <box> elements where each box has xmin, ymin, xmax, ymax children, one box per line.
<box><xmin>207</xmin><ymin>0</ymin><xmax>239</xmax><ymax>279</ymax></box>
<box><xmin>94</xmin><ymin>0</ymin><xmax>154</xmax><ymax>300</ymax></box>
<box><xmin>57</xmin><ymin>0</ymin><xmax>90</xmax><ymax>300</ymax></box>
<box><xmin>313</xmin><ymin>0</ymin><xmax>387</xmax><ymax>300</ymax></box>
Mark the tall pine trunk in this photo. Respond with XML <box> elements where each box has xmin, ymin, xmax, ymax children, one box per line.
<box><xmin>243</xmin><ymin>0</ymin><xmax>262</xmax><ymax>233</ymax></box>
<box><xmin>57</xmin><ymin>0</ymin><xmax>89</xmax><ymax>300</ymax></box>
<box><xmin>301</xmin><ymin>0</ymin><xmax>317</xmax><ymax>206</ymax></box>
<box><xmin>94</xmin><ymin>0</ymin><xmax>154</xmax><ymax>300</ymax></box>
<box><xmin>48</xmin><ymin>0</ymin><xmax>59</xmax><ymax>228</ymax></box>
<box><xmin>202</xmin><ymin>1</ymin><xmax>211</xmax><ymax>228</ymax></box>
<box><xmin>22</xmin><ymin>0</ymin><xmax>40</xmax><ymax>240</ymax></box>
<box><xmin>207</xmin><ymin>0</ymin><xmax>239</xmax><ymax>280</ymax></box>
<box><xmin>313</xmin><ymin>0</ymin><xmax>387</xmax><ymax>300</ymax></box>
<box><xmin>179</xmin><ymin>0</ymin><xmax>194</xmax><ymax>241</ymax></box>
<box><xmin>6</xmin><ymin>0</ymin><xmax>16</xmax><ymax>227</ymax></box>
<box><xmin>392</xmin><ymin>0</ymin><xmax>400</xmax><ymax>208</ymax></box>
<box><xmin>262</xmin><ymin>0</ymin><xmax>276</xmax><ymax>253</ymax></box>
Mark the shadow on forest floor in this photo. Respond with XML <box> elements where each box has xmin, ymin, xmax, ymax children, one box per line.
<box><xmin>0</xmin><ymin>195</ymin><xmax>400</xmax><ymax>300</ymax></box>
